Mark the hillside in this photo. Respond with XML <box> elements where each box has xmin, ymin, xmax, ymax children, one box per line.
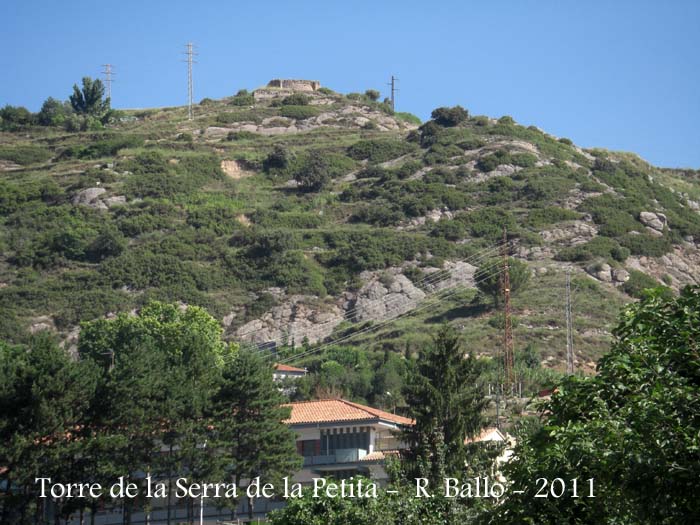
<box><xmin>2</xmin><ymin>81</ymin><xmax>700</xmax><ymax>385</ymax></box>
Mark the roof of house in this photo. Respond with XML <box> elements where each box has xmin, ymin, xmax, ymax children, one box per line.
<box><xmin>274</xmin><ymin>363</ymin><xmax>307</xmax><ymax>373</ymax></box>
<box><xmin>283</xmin><ymin>399</ymin><xmax>413</xmax><ymax>426</ymax></box>
<box><xmin>464</xmin><ymin>427</ymin><xmax>508</xmax><ymax>444</ymax></box>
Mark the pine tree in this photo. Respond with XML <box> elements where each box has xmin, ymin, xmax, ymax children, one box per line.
<box><xmin>401</xmin><ymin>325</ymin><xmax>487</xmax><ymax>483</ymax></box>
<box><xmin>69</xmin><ymin>77</ymin><xmax>110</xmax><ymax>117</ymax></box>
<box><xmin>212</xmin><ymin>349</ymin><xmax>301</xmax><ymax>519</ymax></box>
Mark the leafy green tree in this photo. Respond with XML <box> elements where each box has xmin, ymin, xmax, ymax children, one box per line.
<box><xmin>431</xmin><ymin>106</ymin><xmax>469</xmax><ymax>127</ymax></box>
<box><xmin>401</xmin><ymin>325</ymin><xmax>487</xmax><ymax>485</ymax></box>
<box><xmin>293</xmin><ymin>151</ymin><xmax>332</xmax><ymax>192</ymax></box>
<box><xmin>489</xmin><ymin>286</ymin><xmax>700</xmax><ymax>524</ymax></box>
<box><xmin>78</xmin><ymin>302</ymin><xmax>232</xmax><ymax>524</ymax></box>
<box><xmin>475</xmin><ymin>257</ymin><xmax>529</xmax><ymax>307</ymax></box>
<box><xmin>69</xmin><ymin>77</ymin><xmax>110</xmax><ymax>117</ymax></box>
<box><xmin>364</xmin><ymin>89</ymin><xmax>380</xmax><ymax>101</ymax></box>
<box><xmin>212</xmin><ymin>349</ymin><xmax>301</xmax><ymax>519</ymax></box>
<box><xmin>37</xmin><ymin>97</ymin><xmax>69</xmax><ymax>126</ymax></box>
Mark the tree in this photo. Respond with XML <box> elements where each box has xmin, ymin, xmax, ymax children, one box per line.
<box><xmin>431</xmin><ymin>106</ymin><xmax>469</xmax><ymax>127</ymax></box>
<box><xmin>212</xmin><ymin>349</ymin><xmax>300</xmax><ymax>519</ymax></box>
<box><xmin>78</xmin><ymin>302</ymin><xmax>233</xmax><ymax>525</ymax></box>
<box><xmin>69</xmin><ymin>77</ymin><xmax>110</xmax><ymax>117</ymax></box>
<box><xmin>364</xmin><ymin>89</ymin><xmax>380</xmax><ymax>101</ymax></box>
<box><xmin>489</xmin><ymin>286</ymin><xmax>700</xmax><ymax>524</ymax></box>
<box><xmin>0</xmin><ymin>333</ymin><xmax>99</xmax><ymax>525</ymax></box>
<box><xmin>37</xmin><ymin>97</ymin><xmax>68</xmax><ymax>126</ymax></box>
<box><xmin>475</xmin><ymin>257</ymin><xmax>529</xmax><ymax>307</ymax></box>
<box><xmin>293</xmin><ymin>151</ymin><xmax>331</xmax><ymax>192</ymax></box>
<box><xmin>401</xmin><ymin>325</ymin><xmax>487</xmax><ymax>485</ymax></box>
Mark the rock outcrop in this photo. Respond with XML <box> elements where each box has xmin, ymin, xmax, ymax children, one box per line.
<box><xmin>233</xmin><ymin>295</ymin><xmax>344</xmax><ymax>346</ymax></box>
<box><xmin>350</xmin><ymin>272</ymin><xmax>425</xmax><ymax>323</ymax></box>
<box><xmin>73</xmin><ymin>187</ymin><xmax>107</xmax><ymax>209</ymax></box>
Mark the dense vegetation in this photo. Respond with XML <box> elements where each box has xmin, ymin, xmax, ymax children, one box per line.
<box><xmin>0</xmin><ymin>79</ymin><xmax>696</xmax><ymax>377</ymax></box>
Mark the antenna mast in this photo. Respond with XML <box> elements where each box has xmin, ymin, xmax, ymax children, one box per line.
<box><xmin>101</xmin><ymin>64</ymin><xmax>114</xmax><ymax>101</ymax></box>
<box><xmin>565</xmin><ymin>268</ymin><xmax>575</xmax><ymax>375</ymax></box>
<box><xmin>500</xmin><ymin>229</ymin><xmax>515</xmax><ymax>393</ymax></box>
<box><xmin>183</xmin><ymin>43</ymin><xmax>197</xmax><ymax>120</ymax></box>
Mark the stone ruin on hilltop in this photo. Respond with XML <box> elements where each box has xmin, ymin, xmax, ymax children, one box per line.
<box><xmin>267</xmin><ymin>79</ymin><xmax>320</xmax><ymax>91</ymax></box>
<box><xmin>254</xmin><ymin>79</ymin><xmax>322</xmax><ymax>101</ymax></box>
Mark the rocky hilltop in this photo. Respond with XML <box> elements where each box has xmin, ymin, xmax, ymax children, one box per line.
<box><xmin>1</xmin><ymin>81</ymin><xmax>699</xmax><ymax>371</ymax></box>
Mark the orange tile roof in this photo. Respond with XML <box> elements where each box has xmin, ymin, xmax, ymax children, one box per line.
<box><xmin>274</xmin><ymin>363</ymin><xmax>307</xmax><ymax>373</ymax></box>
<box><xmin>464</xmin><ymin>427</ymin><xmax>506</xmax><ymax>444</ymax></box>
<box><xmin>283</xmin><ymin>399</ymin><xmax>413</xmax><ymax>426</ymax></box>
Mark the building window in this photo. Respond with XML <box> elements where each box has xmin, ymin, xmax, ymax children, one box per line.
<box><xmin>300</xmin><ymin>440</ymin><xmax>316</xmax><ymax>457</ymax></box>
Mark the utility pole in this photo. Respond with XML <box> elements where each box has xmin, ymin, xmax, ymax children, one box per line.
<box><xmin>101</xmin><ymin>64</ymin><xmax>114</xmax><ymax>101</ymax></box>
<box><xmin>183</xmin><ymin>43</ymin><xmax>197</xmax><ymax>120</ymax></box>
<box><xmin>565</xmin><ymin>268</ymin><xmax>575</xmax><ymax>375</ymax></box>
<box><xmin>500</xmin><ymin>229</ymin><xmax>515</xmax><ymax>394</ymax></box>
<box><xmin>387</xmin><ymin>75</ymin><xmax>398</xmax><ymax>111</ymax></box>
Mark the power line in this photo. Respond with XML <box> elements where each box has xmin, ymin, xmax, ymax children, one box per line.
<box><xmin>182</xmin><ymin>43</ymin><xmax>198</xmax><ymax>120</ymax></box>
<box><xmin>275</xmin><ymin>255</ymin><xmax>509</xmax><ymax>365</ymax></box>
<box><xmin>101</xmin><ymin>64</ymin><xmax>114</xmax><ymax>101</ymax></box>
<box><xmin>235</xmin><ymin>241</ymin><xmax>505</xmax><ymax>343</ymax></box>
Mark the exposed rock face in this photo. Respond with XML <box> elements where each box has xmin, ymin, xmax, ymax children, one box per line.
<box><xmin>73</xmin><ymin>187</ymin><xmax>107</xmax><ymax>209</ymax></box>
<box><xmin>351</xmin><ymin>273</ymin><xmax>425</xmax><ymax>323</ymax></box>
<box><xmin>639</xmin><ymin>211</ymin><xmax>667</xmax><ymax>232</ymax></box>
<box><xmin>29</xmin><ymin>315</ymin><xmax>55</xmax><ymax>334</ymax></box>
<box><xmin>540</xmin><ymin>221</ymin><xmax>598</xmax><ymax>245</ymax></box>
<box><xmin>104</xmin><ymin>195</ymin><xmax>126</xmax><ymax>208</ymax></box>
<box><xmin>422</xmin><ymin>261</ymin><xmax>477</xmax><ymax>291</ymax></box>
<box><xmin>221</xmin><ymin>159</ymin><xmax>248</xmax><ymax>179</ymax></box>
<box><xmin>588</xmin><ymin>263</ymin><xmax>613</xmax><ymax>282</ymax></box>
<box><xmin>234</xmin><ymin>296</ymin><xmax>344</xmax><ymax>346</ymax></box>
<box><xmin>627</xmin><ymin>246</ymin><xmax>700</xmax><ymax>288</ymax></box>
<box><xmin>612</xmin><ymin>268</ymin><xmax>630</xmax><ymax>283</ymax></box>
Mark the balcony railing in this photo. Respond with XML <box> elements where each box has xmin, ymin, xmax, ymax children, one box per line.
<box><xmin>302</xmin><ymin>448</ymin><xmax>367</xmax><ymax>466</ymax></box>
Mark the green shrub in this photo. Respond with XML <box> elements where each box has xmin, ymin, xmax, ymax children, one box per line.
<box><xmin>619</xmin><ymin>232</ymin><xmax>672</xmax><ymax>257</ymax></box>
<box><xmin>263</xmin><ymin>145</ymin><xmax>294</xmax><ymax>172</ymax></box>
<box><xmin>621</xmin><ymin>270</ymin><xmax>666</xmax><ymax>299</ymax></box>
<box><xmin>525</xmin><ymin>207</ymin><xmax>581</xmax><ymax>227</ymax></box>
<box><xmin>431</xmin><ymin>106</ymin><xmax>469</xmax><ymax>127</ymax></box>
<box><xmin>476</xmin><ymin>150</ymin><xmax>511</xmax><ymax>172</ymax></box>
<box><xmin>364</xmin><ymin>89</ymin><xmax>380</xmax><ymax>101</ymax></box>
<box><xmin>0</xmin><ymin>145</ymin><xmax>52</xmax><ymax>165</ymax></box>
<box><xmin>279</xmin><ymin>105</ymin><xmax>320</xmax><ymax>120</ymax></box>
<box><xmin>281</xmin><ymin>93</ymin><xmax>311</xmax><ymax>106</ymax></box>
<box><xmin>216</xmin><ymin>111</ymin><xmax>258</xmax><ymax>123</ymax></box>
<box><xmin>60</xmin><ymin>134</ymin><xmax>144</xmax><ymax>160</ymax></box>
<box><xmin>395</xmin><ymin>112</ymin><xmax>422</xmax><ymax>125</ymax></box>
<box><xmin>511</xmin><ymin>152</ymin><xmax>538</xmax><ymax>168</ymax></box>
<box><xmin>347</xmin><ymin>139</ymin><xmax>416</xmax><ymax>163</ymax></box>
<box><xmin>431</xmin><ymin>219</ymin><xmax>466</xmax><ymax>241</ymax></box>
<box><xmin>423</xmin><ymin>143</ymin><xmax>463</xmax><ymax>165</ymax></box>
<box><xmin>351</xmin><ymin>204</ymin><xmax>403</xmax><ymax>226</ymax></box>
<box><xmin>458</xmin><ymin>207</ymin><xmax>517</xmax><ymax>240</ymax></box>
<box><xmin>558</xmin><ymin>137</ymin><xmax>573</xmax><ymax>145</ymax></box>
<box><xmin>293</xmin><ymin>150</ymin><xmax>353</xmax><ymax>192</ymax></box>
<box><xmin>229</xmin><ymin>90</ymin><xmax>254</xmax><ymax>106</ymax></box>
<box><xmin>226</xmin><ymin>130</ymin><xmax>258</xmax><ymax>141</ymax></box>
<box><xmin>458</xmin><ymin>137</ymin><xmax>485</xmax><ymax>151</ymax></box>
<box><xmin>555</xmin><ymin>236</ymin><xmax>624</xmax><ymax>262</ymax></box>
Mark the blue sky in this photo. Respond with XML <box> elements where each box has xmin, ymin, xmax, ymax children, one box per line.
<box><xmin>3</xmin><ymin>0</ymin><xmax>699</xmax><ymax>168</ymax></box>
